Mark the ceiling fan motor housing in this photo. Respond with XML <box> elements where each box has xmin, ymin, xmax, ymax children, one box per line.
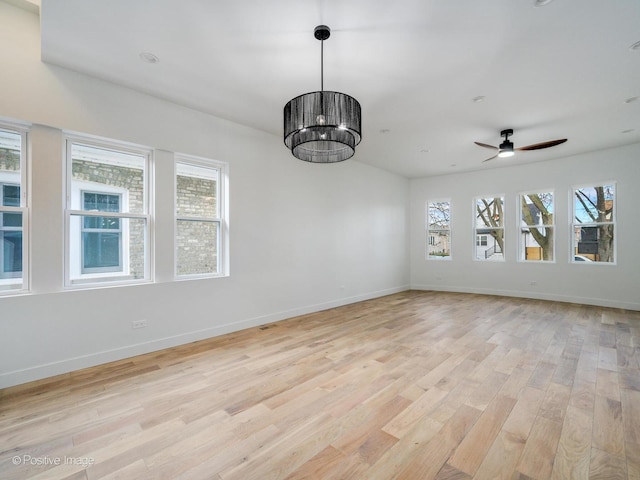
<box><xmin>500</xmin><ymin>128</ymin><xmax>514</xmax><ymax>139</ymax></box>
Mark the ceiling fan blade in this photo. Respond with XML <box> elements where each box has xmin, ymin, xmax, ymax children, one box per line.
<box><xmin>475</xmin><ymin>141</ymin><xmax>499</xmax><ymax>150</ymax></box>
<box><xmin>516</xmin><ymin>139</ymin><xmax>567</xmax><ymax>151</ymax></box>
<box><xmin>482</xmin><ymin>154</ymin><xmax>499</xmax><ymax>163</ymax></box>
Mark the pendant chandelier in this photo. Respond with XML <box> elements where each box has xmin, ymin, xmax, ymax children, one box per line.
<box><xmin>283</xmin><ymin>25</ymin><xmax>362</xmax><ymax>163</ymax></box>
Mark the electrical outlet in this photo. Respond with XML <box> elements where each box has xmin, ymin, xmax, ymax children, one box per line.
<box><xmin>132</xmin><ymin>319</ymin><xmax>148</xmax><ymax>329</ymax></box>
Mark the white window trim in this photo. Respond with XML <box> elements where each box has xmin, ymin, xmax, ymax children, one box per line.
<box><xmin>64</xmin><ymin>134</ymin><xmax>153</xmax><ymax>288</ymax></box>
<box><xmin>518</xmin><ymin>189</ymin><xmax>556</xmax><ymax>263</ymax></box>
<box><xmin>570</xmin><ymin>181</ymin><xmax>617</xmax><ymax>266</ymax></box>
<box><xmin>473</xmin><ymin>194</ymin><xmax>505</xmax><ymax>262</ymax></box>
<box><xmin>426</xmin><ymin>199</ymin><xmax>451</xmax><ymax>261</ymax></box>
<box><xmin>0</xmin><ymin>121</ymin><xmax>29</xmax><ymax>295</ymax></box>
<box><xmin>174</xmin><ymin>153</ymin><xmax>229</xmax><ymax>280</ymax></box>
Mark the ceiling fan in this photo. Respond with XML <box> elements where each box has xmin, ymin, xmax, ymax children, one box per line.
<box><xmin>475</xmin><ymin>129</ymin><xmax>567</xmax><ymax>163</ymax></box>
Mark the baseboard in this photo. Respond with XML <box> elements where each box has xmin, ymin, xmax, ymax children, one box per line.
<box><xmin>410</xmin><ymin>284</ymin><xmax>640</xmax><ymax>311</ymax></box>
<box><xmin>0</xmin><ymin>285</ymin><xmax>410</xmax><ymax>389</ymax></box>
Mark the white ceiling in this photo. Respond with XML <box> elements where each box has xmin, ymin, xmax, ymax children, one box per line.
<box><xmin>38</xmin><ymin>0</ymin><xmax>640</xmax><ymax>178</ymax></box>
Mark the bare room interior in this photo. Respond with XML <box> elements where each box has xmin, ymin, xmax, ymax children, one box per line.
<box><xmin>1</xmin><ymin>0</ymin><xmax>639</xmax><ymax>478</ymax></box>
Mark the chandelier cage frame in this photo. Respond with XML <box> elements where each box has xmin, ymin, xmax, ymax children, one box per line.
<box><xmin>283</xmin><ymin>25</ymin><xmax>362</xmax><ymax>163</ymax></box>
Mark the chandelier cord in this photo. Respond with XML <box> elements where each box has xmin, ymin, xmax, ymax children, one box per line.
<box><xmin>320</xmin><ymin>38</ymin><xmax>324</xmax><ymax>92</ymax></box>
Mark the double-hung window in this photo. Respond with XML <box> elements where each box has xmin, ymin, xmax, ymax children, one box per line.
<box><xmin>175</xmin><ymin>155</ymin><xmax>228</xmax><ymax>278</ymax></box>
<box><xmin>426</xmin><ymin>200</ymin><xmax>451</xmax><ymax>259</ymax></box>
<box><xmin>520</xmin><ymin>191</ymin><xmax>554</xmax><ymax>262</ymax></box>
<box><xmin>0</xmin><ymin>125</ymin><xmax>28</xmax><ymax>293</ymax></box>
<box><xmin>572</xmin><ymin>183</ymin><xmax>615</xmax><ymax>264</ymax></box>
<box><xmin>65</xmin><ymin>137</ymin><xmax>151</xmax><ymax>286</ymax></box>
<box><xmin>474</xmin><ymin>195</ymin><xmax>505</xmax><ymax>261</ymax></box>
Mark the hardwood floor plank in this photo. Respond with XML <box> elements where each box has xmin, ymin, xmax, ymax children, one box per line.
<box><xmin>621</xmin><ymin>388</ymin><xmax>640</xmax><ymax>446</ymax></box>
<box><xmin>447</xmin><ymin>394</ymin><xmax>516</xmax><ymax>475</ymax></box>
<box><xmin>592</xmin><ymin>395</ymin><xmax>625</xmax><ymax>458</ymax></box>
<box><xmin>589</xmin><ymin>447</ymin><xmax>627</xmax><ymax>479</ymax></box>
<box><xmin>538</xmin><ymin>382</ymin><xmax>571</xmax><ymax>423</ymax></box>
<box><xmin>473</xmin><ymin>430</ymin><xmax>526</xmax><ymax>480</ymax></box>
<box><xmin>550</xmin><ymin>405</ymin><xmax>592</xmax><ymax>480</ymax></box>
<box><xmin>527</xmin><ymin>361</ymin><xmax>557</xmax><ymax>390</ymax></box>
<box><xmin>382</xmin><ymin>387</ymin><xmax>448</xmax><ymax>438</ymax></box>
<box><xmin>396</xmin><ymin>404</ymin><xmax>482</xmax><ymax>480</ymax></box>
<box><xmin>501</xmin><ymin>386</ymin><xmax>546</xmax><ymax>440</ymax></box>
<box><xmin>515</xmin><ymin>416</ymin><xmax>563</xmax><ymax>479</ymax></box>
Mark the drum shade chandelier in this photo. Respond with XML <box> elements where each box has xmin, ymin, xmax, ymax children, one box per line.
<box><xmin>284</xmin><ymin>25</ymin><xmax>362</xmax><ymax>163</ymax></box>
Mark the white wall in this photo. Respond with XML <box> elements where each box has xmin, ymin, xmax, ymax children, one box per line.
<box><xmin>410</xmin><ymin>144</ymin><xmax>640</xmax><ymax>311</ymax></box>
<box><xmin>0</xmin><ymin>3</ymin><xmax>410</xmax><ymax>387</ymax></box>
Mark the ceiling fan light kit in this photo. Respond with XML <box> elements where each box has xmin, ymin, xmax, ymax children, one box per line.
<box><xmin>283</xmin><ymin>25</ymin><xmax>362</xmax><ymax>163</ymax></box>
<box><xmin>475</xmin><ymin>128</ymin><xmax>567</xmax><ymax>163</ymax></box>
<box><xmin>497</xmin><ymin>129</ymin><xmax>515</xmax><ymax>157</ymax></box>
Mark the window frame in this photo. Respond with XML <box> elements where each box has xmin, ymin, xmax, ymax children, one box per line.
<box><xmin>570</xmin><ymin>182</ymin><xmax>616</xmax><ymax>265</ymax></box>
<box><xmin>518</xmin><ymin>189</ymin><xmax>555</xmax><ymax>263</ymax></box>
<box><xmin>0</xmin><ymin>122</ymin><xmax>29</xmax><ymax>294</ymax></box>
<box><xmin>64</xmin><ymin>134</ymin><xmax>153</xmax><ymax>288</ymax></box>
<box><xmin>473</xmin><ymin>194</ymin><xmax>505</xmax><ymax>262</ymax></box>
<box><xmin>174</xmin><ymin>153</ymin><xmax>229</xmax><ymax>280</ymax></box>
<box><xmin>426</xmin><ymin>199</ymin><xmax>451</xmax><ymax>260</ymax></box>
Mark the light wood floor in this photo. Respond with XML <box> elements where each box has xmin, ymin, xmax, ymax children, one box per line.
<box><xmin>1</xmin><ymin>291</ymin><xmax>640</xmax><ymax>479</ymax></box>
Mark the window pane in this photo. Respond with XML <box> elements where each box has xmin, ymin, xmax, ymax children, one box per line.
<box><xmin>69</xmin><ymin>215</ymin><xmax>146</xmax><ymax>280</ymax></box>
<box><xmin>83</xmin><ymin>231</ymin><xmax>121</xmax><ymax>269</ymax></box>
<box><xmin>522</xmin><ymin>227</ymin><xmax>554</xmax><ymax>261</ymax></box>
<box><xmin>83</xmin><ymin>216</ymin><xmax>120</xmax><ymax>230</ymax></box>
<box><xmin>71</xmin><ymin>144</ymin><xmax>145</xmax><ymax>214</ymax></box>
<box><xmin>574</xmin><ymin>185</ymin><xmax>614</xmax><ymax>224</ymax></box>
<box><xmin>83</xmin><ymin>192</ymin><xmax>120</xmax><ymax>212</ymax></box>
<box><xmin>427</xmin><ymin>231</ymin><xmax>450</xmax><ymax>258</ymax></box>
<box><xmin>176</xmin><ymin>164</ymin><xmax>218</xmax><ymax>218</ymax></box>
<box><xmin>0</xmin><ymin>129</ymin><xmax>22</xmax><ymax>178</ymax></box>
<box><xmin>573</xmin><ymin>225</ymin><xmax>614</xmax><ymax>263</ymax></box>
<box><xmin>2</xmin><ymin>212</ymin><xmax>22</xmax><ymax>227</ymax></box>
<box><xmin>475</xmin><ymin>229</ymin><xmax>503</xmax><ymax>260</ymax></box>
<box><xmin>2</xmin><ymin>184</ymin><xmax>20</xmax><ymax>206</ymax></box>
<box><xmin>2</xmin><ymin>230</ymin><xmax>22</xmax><ymax>274</ymax></box>
<box><xmin>476</xmin><ymin>197</ymin><xmax>504</xmax><ymax>228</ymax></box>
<box><xmin>176</xmin><ymin>219</ymin><xmax>218</xmax><ymax>275</ymax></box>
<box><xmin>428</xmin><ymin>202</ymin><xmax>450</xmax><ymax>229</ymax></box>
<box><xmin>521</xmin><ymin>192</ymin><xmax>553</xmax><ymax>226</ymax></box>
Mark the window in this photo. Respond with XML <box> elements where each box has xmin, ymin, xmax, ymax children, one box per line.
<box><xmin>572</xmin><ymin>183</ymin><xmax>615</xmax><ymax>264</ymax></box>
<box><xmin>475</xmin><ymin>196</ymin><xmax>504</xmax><ymax>261</ymax></box>
<box><xmin>0</xmin><ymin>126</ymin><xmax>27</xmax><ymax>293</ymax></box>
<box><xmin>426</xmin><ymin>200</ymin><xmax>451</xmax><ymax>259</ymax></box>
<box><xmin>65</xmin><ymin>138</ymin><xmax>150</xmax><ymax>286</ymax></box>
<box><xmin>175</xmin><ymin>156</ymin><xmax>228</xmax><ymax>278</ymax></box>
<box><xmin>520</xmin><ymin>191</ymin><xmax>554</xmax><ymax>262</ymax></box>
